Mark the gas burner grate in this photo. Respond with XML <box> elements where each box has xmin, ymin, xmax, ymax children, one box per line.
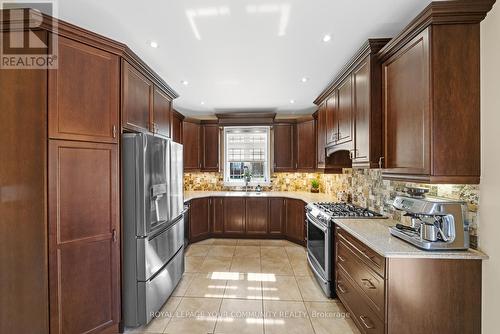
<box><xmin>314</xmin><ymin>202</ymin><xmax>383</xmax><ymax>218</ymax></box>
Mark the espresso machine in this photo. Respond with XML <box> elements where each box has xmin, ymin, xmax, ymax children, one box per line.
<box><xmin>389</xmin><ymin>188</ymin><xmax>470</xmax><ymax>250</ymax></box>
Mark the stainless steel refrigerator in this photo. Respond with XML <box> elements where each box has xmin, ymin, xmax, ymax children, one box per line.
<box><xmin>122</xmin><ymin>133</ymin><xmax>185</xmax><ymax>327</ymax></box>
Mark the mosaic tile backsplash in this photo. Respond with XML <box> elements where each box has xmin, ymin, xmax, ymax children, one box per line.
<box><xmin>184</xmin><ymin>169</ymin><xmax>480</xmax><ymax>248</ymax></box>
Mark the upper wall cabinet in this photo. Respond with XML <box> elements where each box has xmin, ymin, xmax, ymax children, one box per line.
<box><xmin>315</xmin><ymin>39</ymin><xmax>390</xmax><ymax>168</ymax></box>
<box><xmin>183</xmin><ymin>120</ymin><xmax>201</xmax><ymax>171</ymax></box>
<box><xmin>201</xmin><ymin>123</ymin><xmax>220</xmax><ymax>171</ymax></box>
<box><xmin>273</xmin><ymin>122</ymin><xmax>295</xmax><ymax>171</ymax></box>
<box><xmin>49</xmin><ymin>36</ymin><xmax>119</xmax><ymax>143</ymax></box>
<box><xmin>122</xmin><ymin>60</ymin><xmax>176</xmax><ymax>138</ymax></box>
<box><xmin>121</xmin><ymin>60</ymin><xmax>153</xmax><ymax>133</ymax></box>
<box><xmin>171</xmin><ymin>110</ymin><xmax>184</xmax><ymax>144</ymax></box>
<box><xmin>152</xmin><ymin>87</ymin><xmax>172</xmax><ymax>138</ymax></box>
<box><xmin>296</xmin><ymin>119</ymin><xmax>316</xmax><ymax>172</ymax></box>
<box><xmin>378</xmin><ymin>0</ymin><xmax>495</xmax><ymax>184</ymax></box>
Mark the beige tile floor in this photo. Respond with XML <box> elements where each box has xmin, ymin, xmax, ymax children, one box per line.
<box><xmin>127</xmin><ymin>238</ymin><xmax>360</xmax><ymax>334</ymax></box>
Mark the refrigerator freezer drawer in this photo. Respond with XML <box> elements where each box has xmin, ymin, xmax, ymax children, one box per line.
<box><xmin>137</xmin><ymin>216</ymin><xmax>184</xmax><ymax>281</ymax></box>
<box><xmin>124</xmin><ymin>246</ymin><xmax>184</xmax><ymax>327</ymax></box>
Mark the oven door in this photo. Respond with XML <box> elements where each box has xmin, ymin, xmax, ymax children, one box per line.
<box><xmin>306</xmin><ymin>212</ymin><xmax>331</xmax><ymax>281</ymax></box>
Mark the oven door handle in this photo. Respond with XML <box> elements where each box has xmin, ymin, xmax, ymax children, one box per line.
<box><xmin>306</xmin><ymin>212</ymin><xmax>328</xmax><ymax>232</ymax></box>
<box><xmin>307</xmin><ymin>254</ymin><xmax>328</xmax><ymax>284</ymax></box>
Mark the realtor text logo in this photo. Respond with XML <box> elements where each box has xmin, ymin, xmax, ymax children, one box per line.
<box><xmin>0</xmin><ymin>2</ymin><xmax>58</xmax><ymax>69</ymax></box>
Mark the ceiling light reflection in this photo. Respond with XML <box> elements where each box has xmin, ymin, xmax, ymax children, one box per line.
<box><xmin>210</xmin><ymin>272</ymin><xmax>241</xmax><ymax>280</ymax></box>
<box><xmin>246</xmin><ymin>3</ymin><xmax>291</xmax><ymax>37</ymax></box>
<box><xmin>247</xmin><ymin>273</ymin><xmax>276</xmax><ymax>282</ymax></box>
<box><xmin>186</xmin><ymin>6</ymin><xmax>231</xmax><ymax>40</ymax></box>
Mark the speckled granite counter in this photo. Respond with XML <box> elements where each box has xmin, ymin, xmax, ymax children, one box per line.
<box><xmin>335</xmin><ymin>218</ymin><xmax>488</xmax><ymax>260</ymax></box>
<box><xmin>184</xmin><ymin>190</ymin><xmax>334</xmax><ymax>204</ymax></box>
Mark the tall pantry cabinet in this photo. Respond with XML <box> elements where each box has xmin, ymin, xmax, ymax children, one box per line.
<box><xmin>0</xmin><ymin>10</ymin><xmax>178</xmax><ymax>334</ymax></box>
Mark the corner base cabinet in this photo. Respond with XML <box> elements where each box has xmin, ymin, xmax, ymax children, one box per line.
<box><xmin>335</xmin><ymin>226</ymin><xmax>482</xmax><ymax>334</ymax></box>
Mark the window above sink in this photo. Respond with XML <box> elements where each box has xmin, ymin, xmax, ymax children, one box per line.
<box><xmin>223</xmin><ymin>126</ymin><xmax>271</xmax><ymax>186</ymax></box>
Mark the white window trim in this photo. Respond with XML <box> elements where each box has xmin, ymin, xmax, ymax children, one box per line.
<box><xmin>223</xmin><ymin>126</ymin><xmax>271</xmax><ymax>187</ymax></box>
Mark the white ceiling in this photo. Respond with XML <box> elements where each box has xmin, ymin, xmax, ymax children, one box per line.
<box><xmin>55</xmin><ymin>0</ymin><xmax>431</xmax><ymax>116</ymax></box>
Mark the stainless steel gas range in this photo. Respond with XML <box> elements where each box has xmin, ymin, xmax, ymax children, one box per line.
<box><xmin>305</xmin><ymin>202</ymin><xmax>384</xmax><ymax>297</ymax></box>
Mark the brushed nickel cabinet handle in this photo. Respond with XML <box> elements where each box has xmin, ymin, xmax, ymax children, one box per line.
<box><xmin>378</xmin><ymin>156</ymin><xmax>385</xmax><ymax>169</ymax></box>
<box><xmin>112</xmin><ymin>229</ymin><xmax>117</xmax><ymax>243</ymax></box>
<box><xmin>112</xmin><ymin>125</ymin><xmax>117</xmax><ymax>138</ymax></box>
<box><xmin>360</xmin><ymin>316</ymin><xmax>375</xmax><ymax>329</ymax></box>
<box><xmin>361</xmin><ymin>278</ymin><xmax>376</xmax><ymax>289</ymax></box>
<box><xmin>337</xmin><ymin>283</ymin><xmax>347</xmax><ymax>294</ymax></box>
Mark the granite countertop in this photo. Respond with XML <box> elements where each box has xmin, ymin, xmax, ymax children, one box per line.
<box><xmin>335</xmin><ymin>218</ymin><xmax>488</xmax><ymax>260</ymax></box>
<box><xmin>184</xmin><ymin>190</ymin><xmax>334</xmax><ymax>204</ymax></box>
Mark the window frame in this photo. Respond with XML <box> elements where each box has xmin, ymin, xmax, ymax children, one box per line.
<box><xmin>223</xmin><ymin>126</ymin><xmax>271</xmax><ymax>187</ymax></box>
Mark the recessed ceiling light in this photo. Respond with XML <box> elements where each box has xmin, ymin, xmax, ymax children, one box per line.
<box><xmin>181</xmin><ymin>80</ymin><xmax>189</xmax><ymax>86</ymax></box>
<box><xmin>200</xmin><ymin>101</ymin><xmax>205</xmax><ymax>105</ymax></box>
<box><xmin>322</xmin><ymin>34</ymin><xmax>332</xmax><ymax>43</ymax></box>
<box><xmin>150</xmin><ymin>41</ymin><xmax>159</xmax><ymax>48</ymax></box>
<box><xmin>290</xmin><ymin>99</ymin><xmax>295</xmax><ymax>104</ymax></box>
<box><xmin>301</xmin><ymin>77</ymin><xmax>309</xmax><ymax>83</ymax></box>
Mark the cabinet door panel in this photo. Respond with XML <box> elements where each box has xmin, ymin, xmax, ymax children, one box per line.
<box><xmin>316</xmin><ymin>104</ymin><xmax>327</xmax><ymax>168</ymax></box>
<box><xmin>296</xmin><ymin>120</ymin><xmax>315</xmax><ymax>171</ymax></box>
<box><xmin>337</xmin><ymin>75</ymin><xmax>354</xmax><ymax>145</ymax></box>
<box><xmin>49</xmin><ymin>36</ymin><xmax>119</xmax><ymax>143</ymax></box>
<box><xmin>286</xmin><ymin>199</ymin><xmax>305</xmax><ymax>244</ymax></box>
<box><xmin>153</xmin><ymin>87</ymin><xmax>171</xmax><ymax>138</ymax></box>
<box><xmin>384</xmin><ymin>29</ymin><xmax>430</xmax><ymax>174</ymax></box>
<box><xmin>326</xmin><ymin>93</ymin><xmax>338</xmax><ymax>145</ymax></box>
<box><xmin>49</xmin><ymin>140</ymin><xmax>119</xmax><ymax>334</ymax></box>
<box><xmin>189</xmin><ymin>198</ymin><xmax>210</xmax><ymax>239</ymax></box>
<box><xmin>245</xmin><ymin>198</ymin><xmax>268</xmax><ymax>235</ymax></box>
<box><xmin>353</xmin><ymin>61</ymin><xmax>370</xmax><ymax>162</ymax></box>
<box><xmin>212</xmin><ymin>198</ymin><xmax>224</xmax><ymax>234</ymax></box>
<box><xmin>202</xmin><ymin>124</ymin><xmax>219</xmax><ymax>171</ymax></box>
<box><xmin>269</xmin><ymin>198</ymin><xmax>285</xmax><ymax>235</ymax></box>
<box><xmin>183</xmin><ymin>121</ymin><xmax>201</xmax><ymax>170</ymax></box>
<box><xmin>224</xmin><ymin>198</ymin><xmax>245</xmax><ymax>234</ymax></box>
<box><xmin>274</xmin><ymin>124</ymin><xmax>295</xmax><ymax>171</ymax></box>
<box><xmin>172</xmin><ymin>111</ymin><xmax>183</xmax><ymax>144</ymax></box>
<box><xmin>122</xmin><ymin>60</ymin><xmax>152</xmax><ymax>133</ymax></box>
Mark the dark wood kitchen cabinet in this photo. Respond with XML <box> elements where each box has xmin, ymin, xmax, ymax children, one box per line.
<box><xmin>49</xmin><ymin>36</ymin><xmax>120</xmax><ymax>143</ymax></box>
<box><xmin>183</xmin><ymin>120</ymin><xmax>201</xmax><ymax>171</ymax></box>
<box><xmin>315</xmin><ymin>39</ymin><xmax>389</xmax><ymax>168</ymax></box>
<box><xmin>121</xmin><ymin>60</ymin><xmax>153</xmax><ymax>133</ymax></box>
<box><xmin>269</xmin><ymin>198</ymin><xmax>285</xmax><ymax>235</ymax></box>
<box><xmin>245</xmin><ymin>198</ymin><xmax>269</xmax><ymax>235</ymax></box>
<box><xmin>189</xmin><ymin>198</ymin><xmax>211</xmax><ymax>241</ymax></box>
<box><xmin>285</xmin><ymin>199</ymin><xmax>306</xmax><ymax>246</ymax></box>
<box><xmin>335</xmin><ymin>226</ymin><xmax>482</xmax><ymax>334</ymax></box>
<box><xmin>273</xmin><ymin>123</ymin><xmax>295</xmax><ymax>171</ymax></box>
<box><xmin>315</xmin><ymin>103</ymin><xmax>327</xmax><ymax>169</ymax></box>
<box><xmin>171</xmin><ymin>110</ymin><xmax>184</xmax><ymax>144</ymax></box>
<box><xmin>379</xmin><ymin>2</ymin><xmax>490</xmax><ymax>184</ymax></box>
<box><xmin>296</xmin><ymin>119</ymin><xmax>316</xmax><ymax>171</ymax></box>
<box><xmin>48</xmin><ymin>140</ymin><xmax>120</xmax><ymax>334</ymax></box>
<box><xmin>224</xmin><ymin>197</ymin><xmax>246</xmax><ymax>234</ymax></box>
<box><xmin>122</xmin><ymin>61</ymin><xmax>177</xmax><ymax>137</ymax></box>
<box><xmin>201</xmin><ymin>123</ymin><xmax>220</xmax><ymax>171</ymax></box>
<box><xmin>211</xmin><ymin>197</ymin><xmax>224</xmax><ymax>235</ymax></box>
<box><xmin>2</xmin><ymin>10</ymin><xmax>180</xmax><ymax>334</ymax></box>
<box><xmin>152</xmin><ymin>86</ymin><xmax>172</xmax><ymax>137</ymax></box>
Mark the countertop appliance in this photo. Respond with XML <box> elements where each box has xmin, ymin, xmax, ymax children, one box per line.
<box><xmin>390</xmin><ymin>195</ymin><xmax>470</xmax><ymax>250</ymax></box>
<box><xmin>306</xmin><ymin>202</ymin><xmax>384</xmax><ymax>298</ymax></box>
<box><xmin>122</xmin><ymin>133</ymin><xmax>185</xmax><ymax>327</ymax></box>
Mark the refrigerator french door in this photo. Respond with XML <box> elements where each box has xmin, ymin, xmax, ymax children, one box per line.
<box><xmin>122</xmin><ymin>133</ymin><xmax>184</xmax><ymax>327</ymax></box>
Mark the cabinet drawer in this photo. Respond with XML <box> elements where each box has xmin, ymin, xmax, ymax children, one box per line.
<box><xmin>336</xmin><ymin>226</ymin><xmax>385</xmax><ymax>278</ymax></box>
<box><xmin>337</xmin><ymin>240</ymin><xmax>385</xmax><ymax>319</ymax></box>
<box><xmin>337</xmin><ymin>269</ymin><xmax>384</xmax><ymax>334</ymax></box>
